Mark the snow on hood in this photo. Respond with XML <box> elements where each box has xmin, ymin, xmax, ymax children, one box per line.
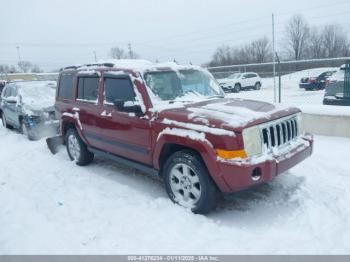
<box><xmin>157</xmin><ymin>98</ymin><xmax>299</xmax><ymax>132</ymax></box>
<box><xmin>17</xmin><ymin>81</ymin><xmax>56</xmax><ymax>112</ymax></box>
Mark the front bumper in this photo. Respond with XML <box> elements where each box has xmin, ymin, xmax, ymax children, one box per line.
<box><xmin>221</xmin><ymin>85</ymin><xmax>232</xmax><ymax>91</ymax></box>
<box><xmin>25</xmin><ymin>118</ymin><xmax>59</xmax><ymax>139</ymax></box>
<box><xmin>216</xmin><ymin>136</ymin><xmax>313</xmax><ymax>193</ymax></box>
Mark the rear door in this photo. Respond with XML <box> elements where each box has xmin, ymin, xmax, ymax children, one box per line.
<box><xmin>74</xmin><ymin>74</ymin><xmax>102</xmax><ymax>148</ymax></box>
<box><xmin>98</xmin><ymin>73</ymin><xmax>152</xmax><ymax>165</ymax></box>
<box><xmin>241</xmin><ymin>73</ymin><xmax>249</xmax><ymax>87</ymax></box>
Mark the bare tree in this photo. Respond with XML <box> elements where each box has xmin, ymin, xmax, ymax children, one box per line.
<box><xmin>109</xmin><ymin>47</ymin><xmax>127</xmax><ymax>59</ymax></box>
<box><xmin>250</xmin><ymin>36</ymin><xmax>271</xmax><ymax>63</ymax></box>
<box><xmin>18</xmin><ymin>61</ymin><xmax>32</xmax><ymax>73</ymax></box>
<box><xmin>31</xmin><ymin>64</ymin><xmax>42</xmax><ymax>73</ymax></box>
<box><xmin>322</xmin><ymin>24</ymin><xmax>350</xmax><ymax>58</ymax></box>
<box><xmin>0</xmin><ymin>64</ymin><xmax>11</xmax><ymax>73</ymax></box>
<box><xmin>285</xmin><ymin>14</ymin><xmax>310</xmax><ymax>60</ymax></box>
<box><xmin>127</xmin><ymin>43</ymin><xmax>139</xmax><ymax>59</ymax></box>
<box><xmin>208</xmin><ymin>45</ymin><xmax>233</xmax><ymax>66</ymax></box>
<box><xmin>109</xmin><ymin>44</ymin><xmax>139</xmax><ymax>59</ymax></box>
<box><xmin>306</xmin><ymin>27</ymin><xmax>324</xmax><ymax>59</ymax></box>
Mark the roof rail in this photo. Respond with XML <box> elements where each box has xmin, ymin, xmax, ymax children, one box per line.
<box><xmin>61</xmin><ymin>62</ymin><xmax>115</xmax><ymax>71</ymax></box>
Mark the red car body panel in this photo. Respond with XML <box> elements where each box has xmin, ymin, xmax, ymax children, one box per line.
<box><xmin>55</xmin><ymin>66</ymin><xmax>313</xmax><ymax>194</ymax></box>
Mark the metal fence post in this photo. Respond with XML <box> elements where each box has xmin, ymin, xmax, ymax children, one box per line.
<box><xmin>344</xmin><ymin>61</ymin><xmax>350</xmax><ymax>99</ymax></box>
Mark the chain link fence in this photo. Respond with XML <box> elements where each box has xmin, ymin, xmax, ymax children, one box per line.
<box><xmin>207</xmin><ymin>57</ymin><xmax>350</xmax><ymax>106</ymax></box>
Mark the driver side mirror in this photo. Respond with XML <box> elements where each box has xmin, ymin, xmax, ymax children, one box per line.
<box><xmin>5</xmin><ymin>97</ymin><xmax>17</xmax><ymax>104</ymax></box>
<box><xmin>113</xmin><ymin>99</ymin><xmax>143</xmax><ymax>117</ymax></box>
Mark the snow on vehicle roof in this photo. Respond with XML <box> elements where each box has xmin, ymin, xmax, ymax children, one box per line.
<box><xmin>68</xmin><ymin>59</ymin><xmax>204</xmax><ymax>74</ymax></box>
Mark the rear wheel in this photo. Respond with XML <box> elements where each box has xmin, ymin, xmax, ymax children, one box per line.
<box><xmin>163</xmin><ymin>150</ymin><xmax>218</xmax><ymax>214</ymax></box>
<box><xmin>66</xmin><ymin>129</ymin><xmax>94</xmax><ymax>166</ymax></box>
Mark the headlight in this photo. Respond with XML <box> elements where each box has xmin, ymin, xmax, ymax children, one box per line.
<box><xmin>242</xmin><ymin>126</ymin><xmax>262</xmax><ymax>157</ymax></box>
<box><xmin>296</xmin><ymin>113</ymin><xmax>305</xmax><ymax>135</ymax></box>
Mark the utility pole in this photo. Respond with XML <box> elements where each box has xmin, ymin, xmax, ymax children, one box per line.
<box><xmin>272</xmin><ymin>14</ymin><xmax>276</xmax><ymax>103</ymax></box>
<box><xmin>93</xmin><ymin>51</ymin><xmax>97</xmax><ymax>62</ymax></box>
<box><xmin>16</xmin><ymin>46</ymin><xmax>22</xmax><ymax>63</ymax></box>
<box><xmin>275</xmin><ymin>52</ymin><xmax>282</xmax><ymax>103</ymax></box>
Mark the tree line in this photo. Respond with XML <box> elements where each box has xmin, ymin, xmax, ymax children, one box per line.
<box><xmin>207</xmin><ymin>14</ymin><xmax>350</xmax><ymax>67</ymax></box>
<box><xmin>0</xmin><ymin>61</ymin><xmax>42</xmax><ymax>74</ymax></box>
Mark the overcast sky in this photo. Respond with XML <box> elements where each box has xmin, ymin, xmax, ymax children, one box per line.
<box><xmin>1</xmin><ymin>0</ymin><xmax>349</xmax><ymax>71</ymax></box>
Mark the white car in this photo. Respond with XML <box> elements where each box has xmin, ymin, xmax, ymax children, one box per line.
<box><xmin>218</xmin><ymin>72</ymin><xmax>262</xmax><ymax>93</ymax></box>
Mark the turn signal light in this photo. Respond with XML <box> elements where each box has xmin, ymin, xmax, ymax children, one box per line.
<box><xmin>216</xmin><ymin>149</ymin><xmax>248</xmax><ymax>159</ymax></box>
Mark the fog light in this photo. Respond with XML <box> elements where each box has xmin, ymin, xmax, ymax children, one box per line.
<box><xmin>251</xmin><ymin>167</ymin><xmax>262</xmax><ymax>181</ymax></box>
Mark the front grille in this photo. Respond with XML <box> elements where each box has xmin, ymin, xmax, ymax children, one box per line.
<box><xmin>261</xmin><ymin>116</ymin><xmax>298</xmax><ymax>151</ymax></box>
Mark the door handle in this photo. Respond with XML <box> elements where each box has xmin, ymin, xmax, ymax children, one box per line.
<box><xmin>101</xmin><ymin>110</ymin><xmax>112</xmax><ymax>118</ymax></box>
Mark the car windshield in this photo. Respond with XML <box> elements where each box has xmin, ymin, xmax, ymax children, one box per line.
<box><xmin>17</xmin><ymin>81</ymin><xmax>57</xmax><ymax>109</ymax></box>
<box><xmin>144</xmin><ymin>69</ymin><xmax>224</xmax><ymax>101</ymax></box>
<box><xmin>228</xmin><ymin>73</ymin><xmax>241</xmax><ymax>79</ymax></box>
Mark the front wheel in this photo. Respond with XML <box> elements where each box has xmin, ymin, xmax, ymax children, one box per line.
<box><xmin>163</xmin><ymin>150</ymin><xmax>218</xmax><ymax>214</ymax></box>
<box><xmin>234</xmin><ymin>84</ymin><xmax>241</xmax><ymax>93</ymax></box>
<box><xmin>254</xmin><ymin>82</ymin><xmax>261</xmax><ymax>90</ymax></box>
<box><xmin>2</xmin><ymin>113</ymin><xmax>11</xmax><ymax>129</ymax></box>
<box><xmin>66</xmin><ymin>129</ymin><xmax>94</xmax><ymax>166</ymax></box>
<box><xmin>21</xmin><ymin>121</ymin><xmax>38</xmax><ymax>141</ymax></box>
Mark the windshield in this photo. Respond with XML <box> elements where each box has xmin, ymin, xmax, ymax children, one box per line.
<box><xmin>144</xmin><ymin>69</ymin><xmax>224</xmax><ymax>101</ymax></box>
<box><xmin>18</xmin><ymin>81</ymin><xmax>56</xmax><ymax>109</ymax></box>
<box><xmin>228</xmin><ymin>73</ymin><xmax>241</xmax><ymax>79</ymax></box>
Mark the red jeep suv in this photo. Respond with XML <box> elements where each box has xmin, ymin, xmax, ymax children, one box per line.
<box><xmin>53</xmin><ymin>60</ymin><xmax>313</xmax><ymax>214</ymax></box>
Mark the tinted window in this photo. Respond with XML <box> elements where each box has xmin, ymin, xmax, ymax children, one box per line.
<box><xmin>104</xmin><ymin>77</ymin><xmax>136</xmax><ymax>104</ymax></box>
<box><xmin>58</xmin><ymin>74</ymin><xmax>74</xmax><ymax>100</ymax></box>
<box><xmin>77</xmin><ymin>77</ymin><xmax>99</xmax><ymax>101</ymax></box>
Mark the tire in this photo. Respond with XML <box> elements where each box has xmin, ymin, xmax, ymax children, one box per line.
<box><xmin>254</xmin><ymin>82</ymin><xmax>261</xmax><ymax>90</ymax></box>
<box><xmin>65</xmin><ymin>128</ymin><xmax>94</xmax><ymax>166</ymax></box>
<box><xmin>234</xmin><ymin>84</ymin><xmax>241</xmax><ymax>93</ymax></box>
<box><xmin>21</xmin><ymin>121</ymin><xmax>38</xmax><ymax>141</ymax></box>
<box><xmin>163</xmin><ymin>150</ymin><xmax>218</xmax><ymax>214</ymax></box>
<box><xmin>1</xmin><ymin>113</ymin><xmax>11</xmax><ymax>129</ymax></box>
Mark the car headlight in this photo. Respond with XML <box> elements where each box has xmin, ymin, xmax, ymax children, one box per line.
<box><xmin>242</xmin><ymin>126</ymin><xmax>262</xmax><ymax>157</ymax></box>
<box><xmin>296</xmin><ymin>113</ymin><xmax>305</xmax><ymax>135</ymax></box>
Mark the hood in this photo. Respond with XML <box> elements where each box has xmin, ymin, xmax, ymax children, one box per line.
<box><xmin>23</xmin><ymin>105</ymin><xmax>55</xmax><ymax>116</ymax></box>
<box><xmin>217</xmin><ymin>78</ymin><xmax>232</xmax><ymax>84</ymax></box>
<box><xmin>157</xmin><ymin>98</ymin><xmax>300</xmax><ymax>132</ymax></box>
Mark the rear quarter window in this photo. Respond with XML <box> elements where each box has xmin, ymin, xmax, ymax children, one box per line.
<box><xmin>58</xmin><ymin>74</ymin><xmax>74</xmax><ymax>100</ymax></box>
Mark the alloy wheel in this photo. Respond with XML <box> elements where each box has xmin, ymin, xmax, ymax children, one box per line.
<box><xmin>68</xmin><ymin>134</ymin><xmax>81</xmax><ymax>161</ymax></box>
<box><xmin>169</xmin><ymin>163</ymin><xmax>202</xmax><ymax>208</ymax></box>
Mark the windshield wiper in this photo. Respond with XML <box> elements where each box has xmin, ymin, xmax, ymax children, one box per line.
<box><xmin>208</xmin><ymin>95</ymin><xmax>225</xmax><ymax>99</ymax></box>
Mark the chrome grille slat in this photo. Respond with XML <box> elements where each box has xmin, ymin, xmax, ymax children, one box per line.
<box><xmin>261</xmin><ymin>116</ymin><xmax>299</xmax><ymax>152</ymax></box>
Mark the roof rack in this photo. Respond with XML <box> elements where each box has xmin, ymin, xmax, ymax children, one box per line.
<box><xmin>61</xmin><ymin>62</ymin><xmax>115</xmax><ymax>71</ymax></box>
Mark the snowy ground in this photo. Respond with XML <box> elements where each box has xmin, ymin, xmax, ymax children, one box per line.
<box><xmin>1</xmin><ymin>126</ymin><xmax>350</xmax><ymax>254</ymax></box>
<box><xmin>224</xmin><ymin>67</ymin><xmax>338</xmax><ymax>107</ymax></box>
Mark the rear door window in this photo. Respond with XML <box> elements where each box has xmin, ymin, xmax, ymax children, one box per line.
<box><xmin>58</xmin><ymin>74</ymin><xmax>74</xmax><ymax>100</ymax></box>
<box><xmin>104</xmin><ymin>77</ymin><xmax>136</xmax><ymax>104</ymax></box>
<box><xmin>77</xmin><ymin>77</ymin><xmax>99</xmax><ymax>102</ymax></box>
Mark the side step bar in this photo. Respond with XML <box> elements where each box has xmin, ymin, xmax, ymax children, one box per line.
<box><xmin>88</xmin><ymin>147</ymin><xmax>159</xmax><ymax>177</ymax></box>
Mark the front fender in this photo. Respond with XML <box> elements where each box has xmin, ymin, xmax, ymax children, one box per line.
<box><xmin>153</xmin><ymin>128</ymin><xmax>231</xmax><ymax>192</ymax></box>
<box><xmin>61</xmin><ymin>113</ymin><xmax>88</xmax><ymax>144</ymax></box>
